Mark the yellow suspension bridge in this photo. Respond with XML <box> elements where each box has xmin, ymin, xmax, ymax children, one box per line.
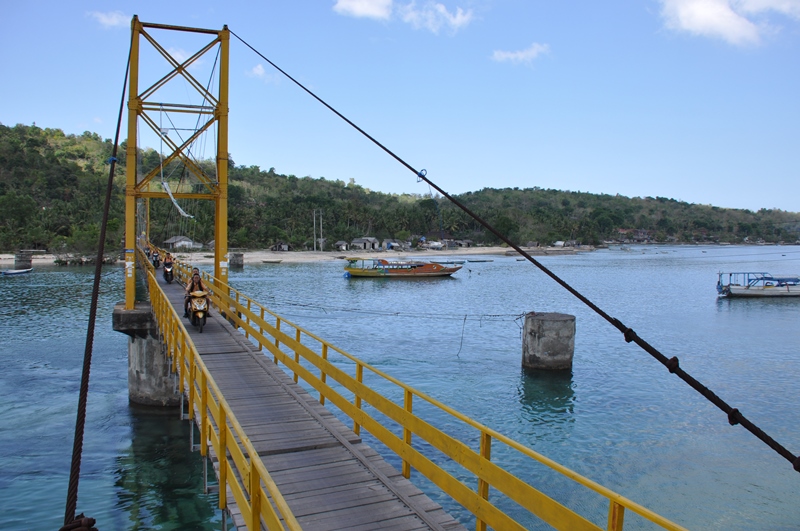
<box><xmin>111</xmin><ymin>16</ymin><xmax>688</xmax><ymax>530</ymax></box>
<box><xmin>136</xmin><ymin>247</ymin><xmax>685</xmax><ymax>531</ymax></box>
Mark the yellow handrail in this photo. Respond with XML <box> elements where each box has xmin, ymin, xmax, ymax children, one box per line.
<box><xmin>137</xmin><ymin>248</ymin><xmax>301</xmax><ymax>530</ymax></box>
<box><xmin>186</xmin><ymin>267</ymin><xmax>687</xmax><ymax>531</ymax></box>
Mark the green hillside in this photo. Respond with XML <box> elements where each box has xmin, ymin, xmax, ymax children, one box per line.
<box><xmin>1</xmin><ymin>122</ymin><xmax>798</xmax><ymax>253</ymax></box>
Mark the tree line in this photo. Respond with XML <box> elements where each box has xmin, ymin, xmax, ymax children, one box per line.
<box><xmin>1</xmin><ymin>122</ymin><xmax>798</xmax><ymax>254</ymax></box>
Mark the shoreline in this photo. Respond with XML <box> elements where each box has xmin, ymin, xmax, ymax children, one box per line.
<box><xmin>0</xmin><ymin>246</ymin><xmax>553</xmax><ymax>266</ymax></box>
<box><xmin>2</xmin><ymin>241</ymin><xmax>791</xmax><ymax>267</ymax></box>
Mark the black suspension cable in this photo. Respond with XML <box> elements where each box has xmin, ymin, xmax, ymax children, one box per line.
<box><xmin>230</xmin><ymin>30</ymin><xmax>799</xmax><ymax>474</ymax></box>
<box><xmin>61</xmin><ymin>32</ymin><xmax>133</xmax><ymax>530</ymax></box>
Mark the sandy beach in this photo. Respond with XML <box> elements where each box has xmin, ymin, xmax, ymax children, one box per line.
<box><xmin>0</xmin><ymin>246</ymin><xmax>520</xmax><ymax>267</ymax></box>
<box><xmin>216</xmin><ymin>246</ymin><xmax>515</xmax><ymax>265</ymax></box>
<box><xmin>0</xmin><ymin>244</ymin><xmax>604</xmax><ymax>269</ymax></box>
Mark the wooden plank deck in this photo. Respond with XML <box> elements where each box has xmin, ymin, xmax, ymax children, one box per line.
<box><xmin>157</xmin><ymin>273</ymin><xmax>466</xmax><ymax>531</ymax></box>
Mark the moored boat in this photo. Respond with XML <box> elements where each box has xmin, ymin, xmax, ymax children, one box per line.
<box><xmin>2</xmin><ymin>268</ymin><xmax>33</xmax><ymax>276</ymax></box>
<box><xmin>344</xmin><ymin>258</ymin><xmax>461</xmax><ymax>278</ymax></box>
<box><xmin>716</xmin><ymin>272</ymin><xmax>800</xmax><ymax>298</ymax></box>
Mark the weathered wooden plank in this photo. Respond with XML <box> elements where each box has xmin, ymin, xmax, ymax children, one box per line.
<box><xmin>263</xmin><ymin>446</ymin><xmax>360</xmax><ymax>472</ymax></box>
<box><xmin>345</xmin><ymin>515</ymin><xmax>432</xmax><ymax>531</ymax></box>
<box><xmin>296</xmin><ymin>499</ymin><xmax>417</xmax><ymax>529</ymax></box>
<box><xmin>286</xmin><ymin>486</ymin><xmax>398</xmax><ymax>518</ymax></box>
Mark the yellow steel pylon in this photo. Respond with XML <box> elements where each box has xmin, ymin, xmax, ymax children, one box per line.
<box><xmin>124</xmin><ymin>15</ymin><xmax>229</xmax><ymax>308</ymax></box>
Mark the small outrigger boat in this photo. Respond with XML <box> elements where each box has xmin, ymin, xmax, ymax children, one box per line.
<box><xmin>717</xmin><ymin>272</ymin><xmax>800</xmax><ymax>298</ymax></box>
<box><xmin>431</xmin><ymin>260</ymin><xmax>465</xmax><ymax>265</ymax></box>
<box><xmin>2</xmin><ymin>268</ymin><xmax>33</xmax><ymax>276</ymax></box>
<box><xmin>344</xmin><ymin>258</ymin><xmax>461</xmax><ymax>278</ymax></box>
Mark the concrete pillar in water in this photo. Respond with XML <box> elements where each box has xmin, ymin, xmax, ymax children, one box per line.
<box><xmin>229</xmin><ymin>252</ymin><xmax>243</xmax><ymax>268</ymax></box>
<box><xmin>112</xmin><ymin>302</ymin><xmax>180</xmax><ymax>406</ymax></box>
<box><xmin>522</xmin><ymin>312</ymin><xmax>575</xmax><ymax>371</ymax></box>
<box><xmin>15</xmin><ymin>251</ymin><xmax>33</xmax><ymax>269</ymax></box>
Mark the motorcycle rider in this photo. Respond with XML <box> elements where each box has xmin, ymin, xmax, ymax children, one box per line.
<box><xmin>184</xmin><ymin>270</ymin><xmax>208</xmax><ymax>318</ymax></box>
<box><xmin>162</xmin><ymin>252</ymin><xmax>174</xmax><ymax>282</ymax></box>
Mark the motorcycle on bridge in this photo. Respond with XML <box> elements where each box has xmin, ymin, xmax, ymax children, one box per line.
<box><xmin>188</xmin><ymin>290</ymin><xmax>209</xmax><ymax>333</ymax></box>
<box><xmin>163</xmin><ymin>263</ymin><xmax>174</xmax><ymax>284</ymax></box>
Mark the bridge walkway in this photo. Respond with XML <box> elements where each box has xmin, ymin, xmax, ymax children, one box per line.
<box><xmin>155</xmin><ymin>271</ymin><xmax>466</xmax><ymax>530</ymax></box>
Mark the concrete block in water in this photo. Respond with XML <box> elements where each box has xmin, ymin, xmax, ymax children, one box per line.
<box><xmin>229</xmin><ymin>252</ymin><xmax>244</xmax><ymax>268</ymax></box>
<box><xmin>522</xmin><ymin>312</ymin><xmax>575</xmax><ymax>371</ymax></box>
<box><xmin>14</xmin><ymin>252</ymin><xmax>32</xmax><ymax>269</ymax></box>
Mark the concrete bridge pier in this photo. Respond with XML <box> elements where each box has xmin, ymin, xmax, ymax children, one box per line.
<box><xmin>15</xmin><ymin>251</ymin><xmax>33</xmax><ymax>269</ymax></box>
<box><xmin>522</xmin><ymin>312</ymin><xmax>575</xmax><ymax>371</ymax></box>
<box><xmin>229</xmin><ymin>252</ymin><xmax>243</xmax><ymax>268</ymax></box>
<box><xmin>112</xmin><ymin>302</ymin><xmax>180</xmax><ymax>407</ymax></box>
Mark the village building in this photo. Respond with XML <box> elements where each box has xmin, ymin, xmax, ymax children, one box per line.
<box><xmin>382</xmin><ymin>239</ymin><xmax>406</xmax><ymax>250</ymax></box>
<box><xmin>163</xmin><ymin>235</ymin><xmax>202</xmax><ymax>250</ymax></box>
<box><xmin>350</xmin><ymin>237</ymin><xmax>380</xmax><ymax>250</ymax></box>
<box><xmin>616</xmin><ymin>229</ymin><xmax>652</xmax><ymax>243</ymax></box>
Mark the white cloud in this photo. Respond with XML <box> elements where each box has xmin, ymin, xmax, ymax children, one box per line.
<box><xmin>659</xmin><ymin>0</ymin><xmax>800</xmax><ymax>45</ymax></box>
<box><xmin>333</xmin><ymin>0</ymin><xmax>393</xmax><ymax>20</ymax></box>
<box><xmin>246</xmin><ymin>64</ymin><xmax>279</xmax><ymax>84</ymax></box>
<box><xmin>163</xmin><ymin>47</ymin><xmax>205</xmax><ymax>69</ymax></box>
<box><xmin>167</xmin><ymin>47</ymin><xmax>190</xmax><ymax>63</ymax></box>
<box><xmin>332</xmin><ymin>0</ymin><xmax>473</xmax><ymax>34</ymax></box>
<box><xmin>399</xmin><ymin>2</ymin><xmax>473</xmax><ymax>34</ymax></box>
<box><xmin>247</xmin><ymin>64</ymin><xmax>266</xmax><ymax>78</ymax></box>
<box><xmin>737</xmin><ymin>0</ymin><xmax>800</xmax><ymax>18</ymax></box>
<box><xmin>87</xmin><ymin>10</ymin><xmax>129</xmax><ymax>29</ymax></box>
<box><xmin>492</xmin><ymin>43</ymin><xmax>550</xmax><ymax>65</ymax></box>
<box><xmin>660</xmin><ymin>0</ymin><xmax>760</xmax><ymax>44</ymax></box>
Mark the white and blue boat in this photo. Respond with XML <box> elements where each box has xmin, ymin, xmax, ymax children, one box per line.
<box><xmin>2</xmin><ymin>268</ymin><xmax>33</xmax><ymax>276</ymax></box>
<box><xmin>717</xmin><ymin>272</ymin><xmax>800</xmax><ymax>298</ymax></box>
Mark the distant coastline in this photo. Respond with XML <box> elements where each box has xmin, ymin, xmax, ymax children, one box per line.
<box><xmin>3</xmin><ymin>241</ymin><xmax>796</xmax><ymax>267</ymax></box>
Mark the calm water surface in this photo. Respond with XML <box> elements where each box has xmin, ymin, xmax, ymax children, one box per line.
<box><xmin>1</xmin><ymin>245</ymin><xmax>797</xmax><ymax>529</ymax></box>
<box><xmin>0</xmin><ymin>267</ymin><xmax>222</xmax><ymax>530</ymax></box>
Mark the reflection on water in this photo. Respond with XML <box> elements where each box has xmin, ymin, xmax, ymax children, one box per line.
<box><xmin>715</xmin><ymin>294</ymin><xmax>800</xmax><ymax>312</ymax></box>
<box><xmin>114</xmin><ymin>404</ymin><xmax>220</xmax><ymax>530</ymax></box>
<box><xmin>0</xmin><ymin>265</ymin><xmax>223</xmax><ymax>530</ymax></box>
<box><xmin>517</xmin><ymin>369</ymin><xmax>575</xmax><ymax>428</ymax></box>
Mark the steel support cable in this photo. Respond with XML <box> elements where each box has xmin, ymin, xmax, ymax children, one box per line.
<box><xmin>61</xmin><ymin>32</ymin><xmax>133</xmax><ymax>531</ymax></box>
<box><xmin>230</xmin><ymin>32</ymin><xmax>800</xmax><ymax>474</ymax></box>
<box><xmin>161</xmin><ymin>50</ymin><xmax>219</xmax><ymax>241</ymax></box>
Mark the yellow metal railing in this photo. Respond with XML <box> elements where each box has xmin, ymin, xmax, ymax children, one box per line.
<box><xmin>138</xmin><ymin>248</ymin><xmax>302</xmax><ymax>530</ymax></box>
<box><xmin>175</xmin><ymin>265</ymin><xmax>687</xmax><ymax>531</ymax></box>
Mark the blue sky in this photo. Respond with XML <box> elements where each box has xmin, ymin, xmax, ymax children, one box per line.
<box><xmin>2</xmin><ymin>1</ymin><xmax>798</xmax><ymax>212</ymax></box>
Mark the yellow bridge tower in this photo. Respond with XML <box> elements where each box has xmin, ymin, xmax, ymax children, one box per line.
<box><xmin>124</xmin><ymin>15</ymin><xmax>229</xmax><ymax>308</ymax></box>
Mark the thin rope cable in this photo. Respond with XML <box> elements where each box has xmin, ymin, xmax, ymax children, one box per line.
<box><xmin>158</xmin><ymin>106</ymin><xmax>194</xmax><ymax>220</ymax></box>
<box><xmin>162</xmin><ymin>181</ymin><xmax>194</xmax><ymax>218</ymax></box>
<box><xmin>63</xmin><ymin>28</ymin><xmax>132</xmax><ymax>529</ymax></box>
<box><xmin>160</xmin><ymin>48</ymin><xmax>220</xmax><ymax>245</ymax></box>
<box><xmin>230</xmin><ymin>29</ymin><xmax>799</xmax><ymax>474</ymax></box>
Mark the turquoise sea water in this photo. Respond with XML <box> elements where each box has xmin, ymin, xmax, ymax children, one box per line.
<box><xmin>0</xmin><ymin>245</ymin><xmax>798</xmax><ymax>529</ymax></box>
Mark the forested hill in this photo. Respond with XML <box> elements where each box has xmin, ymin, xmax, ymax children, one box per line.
<box><xmin>1</xmin><ymin>122</ymin><xmax>798</xmax><ymax>253</ymax></box>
